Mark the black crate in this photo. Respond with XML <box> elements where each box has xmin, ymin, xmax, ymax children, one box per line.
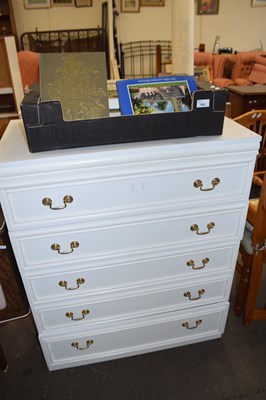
<box><xmin>20</xmin><ymin>87</ymin><xmax>227</xmax><ymax>153</ymax></box>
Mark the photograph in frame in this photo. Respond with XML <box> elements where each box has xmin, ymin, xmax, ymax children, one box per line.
<box><xmin>121</xmin><ymin>0</ymin><xmax>140</xmax><ymax>13</ymax></box>
<box><xmin>141</xmin><ymin>0</ymin><xmax>164</xmax><ymax>6</ymax></box>
<box><xmin>194</xmin><ymin>66</ymin><xmax>211</xmax><ymax>82</ymax></box>
<box><xmin>52</xmin><ymin>0</ymin><xmax>74</xmax><ymax>6</ymax></box>
<box><xmin>116</xmin><ymin>75</ymin><xmax>197</xmax><ymax>116</ymax></box>
<box><xmin>24</xmin><ymin>0</ymin><xmax>51</xmax><ymax>9</ymax></box>
<box><xmin>75</xmin><ymin>0</ymin><xmax>92</xmax><ymax>6</ymax></box>
<box><xmin>251</xmin><ymin>0</ymin><xmax>266</xmax><ymax>6</ymax></box>
<box><xmin>197</xmin><ymin>0</ymin><xmax>220</xmax><ymax>15</ymax></box>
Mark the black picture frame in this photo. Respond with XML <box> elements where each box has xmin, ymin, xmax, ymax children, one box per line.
<box><xmin>75</xmin><ymin>0</ymin><xmax>92</xmax><ymax>6</ymax></box>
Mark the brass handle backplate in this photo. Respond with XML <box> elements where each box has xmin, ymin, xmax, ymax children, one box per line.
<box><xmin>183</xmin><ymin>289</ymin><xmax>205</xmax><ymax>301</ymax></box>
<box><xmin>193</xmin><ymin>178</ymin><xmax>220</xmax><ymax>192</ymax></box>
<box><xmin>59</xmin><ymin>278</ymin><xmax>85</xmax><ymax>290</ymax></box>
<box><xmin>66</xmin><ymin>309</ymin><xmax>90</xmax><ymax>321</ymax></box>
<box><xmin>71</xmin><ymin>340</ymin><xmax>94</xmax><ymax>350</ymax></box>
<box><xmin>182</xmin><ymin>319</ymin><xmax>202</xmax><ymax>330</ymax></box>
<box><xmin>190</xmin><ymin>222</ymin><xmax>215</xmax><ymax>235</ymax></box>
<box><xmin>42</xmin><ymin>195</ymin><xmax>73</xmax><ymax>210</ymax></box>
<box><xmin>187</xmin><ymin>257</ymin><xmax>209</xmax><ymax>270</ymax></box>
<box><xmin>51</xmin><ymin>241</ymin><xmax>79</xmax><ymax>254</ymax></box>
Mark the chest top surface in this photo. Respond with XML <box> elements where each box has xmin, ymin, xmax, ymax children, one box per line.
<box><xmin>0</xmin><ymin>118</ymin><xmax>260</xmax><ymax>174</ymax></box>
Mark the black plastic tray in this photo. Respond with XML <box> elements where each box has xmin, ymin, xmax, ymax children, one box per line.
<box><xmin>20</xmin><ymin>87</ymin><xmax>227</xmax><ymax>153</ymax></box>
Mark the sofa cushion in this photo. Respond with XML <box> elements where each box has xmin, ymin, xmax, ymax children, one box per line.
<box><xmin>213</xmin><ymin>77</ymin><xmax>234</xmax><ymax>87</ymax></box>
<box><xmin>249</xmin><ymin>63</ymin><xmax>266</xmax><ymax>84</ymax></box>
<box><xmin>234</xmin><ymin>77</ymin><xmax>253</xmax><ymax>86</ymax></box>
<box><xmin>254</xmin><ymin>54</ymin><xmax>266</xmax><ymax>66</ymax></box>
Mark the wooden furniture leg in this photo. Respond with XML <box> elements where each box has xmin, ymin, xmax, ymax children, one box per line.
<box><xmin>234</xmin><ymin>250</ymin><xmax>253</xmax><ymax>317</ymax></box>
<box><xmin>156</xmin><ymin>45</ymin><xmax>162</xmax><ymax>76</ymax></box>
<box><xmin>0</xmin><ymin>342</ymin><xmax>8</xmax><ymax>373</ymax></box>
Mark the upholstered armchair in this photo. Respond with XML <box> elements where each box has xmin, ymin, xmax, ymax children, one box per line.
<box><xmin>229</xmin><ymin>52</ymin><xmax>266</xmax><ymax>86</ymax></box>
<box><xmin>17</xmin><ymin>50</ymin><xmax>39</xmax><ymax>91</ymax></box>
<box><xmin>212</xmin><ymin>54</ymin><xmax>235</xmax><ymax>87</ymax></box>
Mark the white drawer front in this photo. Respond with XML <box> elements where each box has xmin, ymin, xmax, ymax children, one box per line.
<box><xmin>36</xmin><ymin>277</ymin><xmax>230</xmax><ymax>330</ymax></box>
<box><xmin>40</xmin><ymin>302</ymin><xmax>229</xmax><ymax>370</ymax></box>
<box><xmin>27</xmin><ymin>245</ymin><xmax>235</xmax><ymax>302</ymax></box>
<box><xmin>12</xmin><ymin>207</ymin><xmax>244</xmax><ymax>269</ymax></box>
<box><xmin>4</xmin><ymin>163</ymin><xmax>249</xmax><ymax>228</ymax></box>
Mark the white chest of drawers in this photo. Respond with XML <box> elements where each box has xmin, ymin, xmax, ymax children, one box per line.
<box><xmin>0</xmin><ymin>118</ymin><xmax>260</xmax><ymax>371</ymax></box>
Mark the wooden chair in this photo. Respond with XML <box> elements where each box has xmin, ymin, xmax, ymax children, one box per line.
<box><xmin>233</xmin><ymin>110</ymin><xmax>266</xmax><ymax>172</ymax></box>
<box><xmin>234</xmin><ymin>171</ymin><xmax>266</xmax><ymax>324</ymax></box>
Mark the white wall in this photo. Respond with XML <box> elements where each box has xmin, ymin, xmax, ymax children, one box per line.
<box><xmin>12</xmin><ymin>0</ymin><xmax>266</xmax><ymax>54</ymax></box>
<box><xmin>116</xmin><ymin>0</ymin><xmax>266</xmax><ymax>53</ymax></box>
<box><xmin>196</xmin><ymin>0</ymin><xmax>266</xmax><ymax>52</ymax></box>
<box><xmin>12</xmin><ymin>0</ymin><xmax>103</xmax><ymax>44</ymax></box>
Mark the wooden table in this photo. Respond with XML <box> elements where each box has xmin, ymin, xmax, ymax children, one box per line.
<box><xmin>227</xmin><ymin>85</ymin><xmax>266</xmax><ymax>118</ymax></box>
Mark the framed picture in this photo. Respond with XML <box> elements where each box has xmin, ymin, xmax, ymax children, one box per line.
<box><xmin>197</xmin><ymin>0</ymin><xmax>219</xmax><ymax>15</ymax></box>
<box><xmin>121</xmin><ymin>0</ymin><xmax>140</xmax><ymax>13</ymax></box>
<box><xmin>194</xmin><ymin>66</ymin><xmax>211</xmax><ymax>82</ymax></box>
<box><xmin>141</xmin><ymin>0</ymin><xmax>164</xmax><ymax>5</ymax></box>
<box><xmin>116</xmin><ymin>76</ymin><xmax>197</xmax><ymax>115</ymax></box>
<box><xmin>251</xmin><ymin>0</ymin><xmax>266</xmax><ymax>6</ymax></box>
<box><xmin>24</xmin><ymin>0</ymin><xmax>51</xmax><ymax>9</ymax></box>
<box><xmin>52</xmin><ymin>0</ymin><xmax>73</xmax><ymax>5</ymax></box>
<box><xmin>75</xmin><ymin>0</ymin><xmax>92</xmax><ymax>6</ymax></box>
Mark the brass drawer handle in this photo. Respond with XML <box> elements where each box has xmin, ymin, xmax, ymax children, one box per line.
<box><xmin>183</xmin><ymin>289</ymin><xmax>205</xmax><ymax>301</ymax></box>
<box><xmin>66</xmin><ymin>309</ymin><xmax>90</xmax><ymax>321</ymax></box>
<box><xmin>190</xmin><ymin>222</ymin><xmax>215</xmax><ymax>235</ymax></box>
<box><xmin>51</xmin><ymin>241</ymin><xmax>79</xmax><ymax>254</ymax></box>
<box><xmin>187</xmin><ymin>257</ymin><xmax>209</xmax><ymax>270</ymax></box>
<box><xmin>71</xmin><ymin>340</ymin><xmax>94</xmax><ymax>350</ymax></box>
<box><xmin>59</xmin><ymin>278</ymin><xmax>85</xmax><ymax>290</ymax></box>
<box><xmin>182</xmin><ymin>319</ymin><xmax>202</xmax><ymax>330</ymax></box>
<box><xmin>193</xmin><ymin>178</ymin><xmax>220</xmax><ymax>192</ymax></box>
<box><xmin>42</xmin><ymin>195</ymin><xmax>73</xmax><ymax>210</ymax></box>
